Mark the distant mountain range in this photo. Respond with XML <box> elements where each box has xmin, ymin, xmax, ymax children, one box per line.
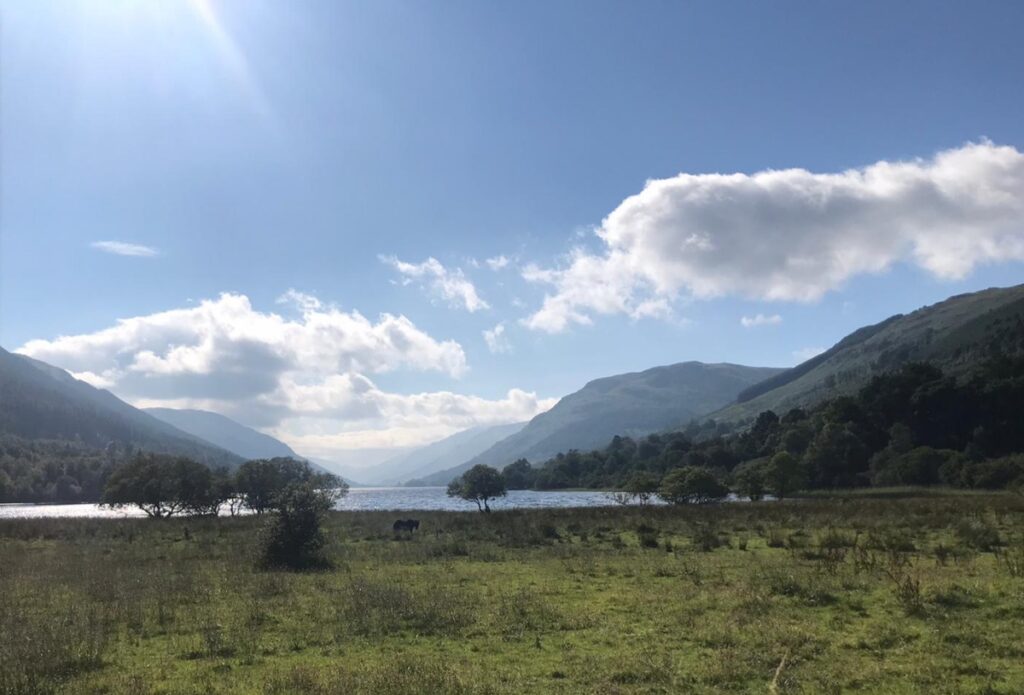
<box><xmin>4</xmin><ymin>283</ymin><xmax>1022</xmax><ymax>496</ymax></box>
<box><xmin>352</xmin><ymin>422</ymin><xmax>526</xmax><ymax>486</ymax></box>
<box><xmin>413</xmin><ymin>362</ymin><xmax>784</xmax><ymax>485</ymax></box>
<box><xmin>145</xmin><ymin>408</ymin><xmax>299</xmax><ymax>461</ymax></box>
<box><xmin>710</xmin><ymin>283</ymin><xmax>1024</xmax><ymax>425</ymax></box>
<box><xmin>0</xmin><ymin>347</ymin><xmax>241</xmax><ymax>468</ymax></box>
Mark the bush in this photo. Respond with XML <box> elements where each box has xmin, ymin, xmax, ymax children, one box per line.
<box><xmin>659</xmin><ymin>467</ymin><xmax>728</xmax><ymax>505</ymax></box>
<box><xmin>260</xmin><ymin>483</ymin><xmax>339</xmax><ymax>570</ymax></box>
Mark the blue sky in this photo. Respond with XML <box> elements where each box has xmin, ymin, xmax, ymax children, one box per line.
<box><xmin>3</xmin><ymin>1</ymin><xmax>1024</xmax><ymax>465</ymax></box>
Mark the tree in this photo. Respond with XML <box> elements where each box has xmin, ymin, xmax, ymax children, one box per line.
<box><xmin>658</xmin><ymin>466</ymin><xmax>728</xmax><ymax>505</ymax></box>
<box><xmin>260</xmin><ymin>482</ymin><xmax>342</xmax><ymax>570</ymax></box>
<box><xmin>103</xmin><ymin>453</ymin><xmax>225</xmax><ymax>518</ymax></box>
<box><xmin>623</xmin><ymin>471</ymin><xmax>661</xmax><ymax>505</ymax></box>
<box><xmin>803</xmin><ymin>423</ymin><xmax>869</xmax><ymax>487</ymax></box>
<box><xmin>732</xmin><ymin>460</ymin><xmax>767</xmax><ymax>501</ymax></box>
<box><xmin>235</xmin><ymin>458</ymin><xmax>341</xmax><ymax>514</ymax></box>
<box><xmin>501</xmin><ymin>459</ymin><xmax>535</xmax><ymax>490</ymax></box>
<box><xmin>764</xmin><ymin>451</ymin><xmax>805</xmax><ymax>499</ymax></box>
<box><xmin>0</xmin><ymin>469</ymin><xmax>12</xmax><ymax>502</ymax></box>
<box><xmin>447</xmin><ymin>464</ymin><xmax>506</xmax><ymax>512</ymax></box>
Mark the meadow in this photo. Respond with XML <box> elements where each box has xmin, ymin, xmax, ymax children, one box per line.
<box><xmin>2</xmin><ymin>492</ymin><xmax>1023</xmax><ymax>694</ymax></box>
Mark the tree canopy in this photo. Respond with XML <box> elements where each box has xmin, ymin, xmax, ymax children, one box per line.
<box><xmin>447</xmin><ymin>464</ymin><xmax>507</xmax><ymax>512</ymax></box>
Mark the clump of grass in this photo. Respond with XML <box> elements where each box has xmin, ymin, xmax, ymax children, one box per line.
<box><xmin>766</xmin><ymin>527</ymin><xmax>787</xmax><ymax>548</ymax></box>
<box><xmin>263</xmin><ymin>659</ymin><xmax>474</xmax><ymax>695</ymax></box>
<box><xmin>955</xmin><ymin>518</ymin><xmax>1003</xmax><ymax>552</ymax></box>
<box><xmin>337</xmin><ymin>576</ymin><xmax>475</xmax><ymax>637</ymax></box>
<box><xmin>0</xmin><ymin>591</ymin><xmax>114</xmax><ymax>694</ymax></box>
<box><xmin>691</xmin><ymin>524</ymin><xmax>724</xmax><ymax>552</ymax></box>
<box><xmin>994</xmin><ymin>542</ymin><xmax>1024</xmax><ymax>578</ymax></box>
<box><xmin>638</xmin><ymin>529</ymin><xmax>660</xmax><ymax>549</ymax></box>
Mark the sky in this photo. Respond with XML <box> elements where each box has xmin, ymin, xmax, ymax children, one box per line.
<box><xmin>2</xmin><ymin>1</ymin><xmax>1024</xmax><ymax>468</ymax></box>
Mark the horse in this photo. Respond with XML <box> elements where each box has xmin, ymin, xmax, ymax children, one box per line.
<box><xmin>392</xmin><ymin>518</ymin><xmax>420</xmax><ymax>534</ymax></box>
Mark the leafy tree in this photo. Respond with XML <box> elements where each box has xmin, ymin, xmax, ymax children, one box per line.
<box><xmin>447</xmin><ymin>464</ymin><xmax>506</xmax><ymax>512</ymax></box>
<box><xmin>732</xmin><ymin>460</ymin><xmax>767</xmax><ymax>501</ymax></box>
<box><xmin>0</xmin><ymin>469</ymin><xmax>11</xmax><ymax>501</ymax></box>
<box><xmin>501</xmin><ymin>459</ymin><xmax>535</xmax><ymax>490</ymax></box>
<box><xmin>764</xmin><ymin>451</ymin><xmax>805</xmax><ymax>499</ymax></box>
<box><xmin>103</xmin><ymin>453</ymin><xmax>226</xmax><ymax>518</ymax></box>
<box><xmin>623</xmin><ymin>471</ymin><xmax>660</xmax><ymax>505</ymax></box>
<box><xmin>804</xmin><ymin>423</ymin><xmax>869</xmax><ymax>487</ymax></box>
<box><xmin>872</xmin><ymin>446</ymin><xmax>963</xmax><ymax>486</ymax></box>
<box><xmin>235</xmin><ymin>458</ymin><xmax>340</xmax><ymax>514</ymax></box>
<box><xmin>260</xmin><ymin>482</ymin><xmax>342</xmax><ymax>570</ymax></box>
<box><xmin>658</xmin><ymin>466</ymin><xmax>728</xmax><ymax>505</ymax></box>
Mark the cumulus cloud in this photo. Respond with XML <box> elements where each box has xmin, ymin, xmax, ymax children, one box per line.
<box><xmin>382</xmin><ymin>256</ymin><xmax>489</xmax><ymax>312</ymax></box>
<box><xmin>482</xmin><ymin>323</ymin><xmax>511</xmax><ymax>354</ymax></box>
<box><xmin>522</xmin><ymin>142</ymin><xmax>1024</xmax><ymax>332</ymax></box>
<box><xmin>485</xmin><ymin>255</ymin><xmax>510</xmax><ymax>270</ymax></box>
<box><xmin>91</xmin><ymin>241</ymin><xmax>159</xmax><ymax>257</ymax></box>
<box><xmin>17</xmin><ymin>292</ymin><xmax>554</xmax><ymax>455</ymax></box>
<box><xmin>740</xmin><ymin>313</ymin><xmax>783</xmax><ymax>328</ymax></box>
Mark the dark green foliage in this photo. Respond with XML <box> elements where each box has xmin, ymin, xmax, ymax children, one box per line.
<box><xmin>259</xmin><ymin>483</ymin><xmax>340</xmax><ymax>570</ymax></box>
<box><xmin>659</xmin><ymin>467</ymin><xmax>728</xmax><ymax>505</ymax></box>
<box><xmin>732</xmin><ymin>459</ymin><xmax>767</xmax><ymax>500</ymax></box>
<box><xmin>622</xmin><ymin>471</ymin><xmax>661</xmax><ymax>505</ymax></box>
<box><xmin>501</xmin><ymin>458</ymin><xmax>535</xmax><ymax>490</ymax></box>
<box><xmin>447</xmin><ymin>464</ymin><xmax>506</xmax><ymax>512</ymax></box>
<box><xmin>103</xmin><ymin>453</ymin><xmax>231</xmax><ymax>518</ymax></box>
<box><xmin>515</xmin><ymin>357</ymin><xmax>1024</xmax><ymax>497</ymax></box>
<box><xmin>236</xmin><ymin>458</ymin><xmax>342</xmax><ymax>514</ymax></box>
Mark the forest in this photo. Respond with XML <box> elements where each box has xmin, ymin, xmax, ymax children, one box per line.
<box><xmin>506</xmin><ymin>357</ymin><xmax>1024</xmax><ymax>495</ymax></box>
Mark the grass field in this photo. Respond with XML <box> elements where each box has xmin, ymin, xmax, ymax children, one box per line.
<box><xmin>3</xmin><ymin>493</ymin><xmax>1024</xmax><ymax>694</ymax></box>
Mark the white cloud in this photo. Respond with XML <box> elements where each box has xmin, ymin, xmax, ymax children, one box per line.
<box><xmin>793</xmin><ymin>346</ymin><xmax>826</xmax><ymax>362</ymax></box>
<box><xmin>483</xmin><ymin>323</ymin><xmax>511</xmax><ymax>354</ymax></box>
<box><xmin>522</xmin><ymin>142</ymin><xmax>1024</xmax><ymax>332</ymax></box>
<box><xmin>485</xmin><ymin>255</ymin><xmax>510</xmax><ymax>270</ymax></box>
<box><xmin>382</xmin><ymin>256</ymin><xmax>489</xmax><ymax>312</ymax></box>
<box><xmin>91</xmin><ymin>241</ymin><xmax>159</xmax><ymax>257</ymax></box>
<box><xmin>740</xmin><ymin>313</ymin><xmax>783</xmax><ymax>328</ymax></box>
<box><xmin>17</xmin><ymin>292</ymin><xmax>555</xmax><ymax>457</ymax></box>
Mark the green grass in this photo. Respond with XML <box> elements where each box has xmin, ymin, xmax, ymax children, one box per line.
<box><xmin>3</xmin><ymin>494</ymin><xmax>1024</xmax><ymax>694</ymax></box>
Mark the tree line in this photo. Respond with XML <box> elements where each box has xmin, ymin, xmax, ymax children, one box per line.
<box><xmin>492</xmin><ymin>358</ymin><xmax>1024</xmax><ymax>498</ymax></box>
<box><xmin>100</xmin><ymin>454</ymin><xmax>344</xmax><ymax>518</ymax></box>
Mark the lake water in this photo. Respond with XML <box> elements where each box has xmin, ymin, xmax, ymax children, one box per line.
<box><xmin>0</xmin><ymin>487</ymin><xmax>650</xmax><ymax>519</ymax></box>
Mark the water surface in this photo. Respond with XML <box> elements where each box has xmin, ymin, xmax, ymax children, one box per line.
<box><xmin>0</xmin><ymin>486</ymin><xmax>642</xmax><ymax>518</ymax></box>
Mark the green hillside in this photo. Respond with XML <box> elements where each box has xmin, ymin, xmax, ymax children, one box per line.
<box><xmin>713</xmin><ymin>284</ymin><xmax>1024</xmax><ymax>425</ymax></box>
<box><xmin>416</xmin><ymin>362</ymin><xmax>784</xmax><ymax>485</ymax></box>
<box><xmin>0</xmin><ymin>347</ymin><xmax>243</xmax><ymax>502</ymax></box>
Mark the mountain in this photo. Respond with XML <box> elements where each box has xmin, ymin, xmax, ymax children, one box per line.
<box><xmin>712</xmin><ymin>283</ymin><xmax>1024</xmax><ymax>425</ymax></box>
<box><xmin>0</xmin><ymin>346</ymin><xmax>241</xmax><ymax>467</ymax></box>
<box><xmin>145</xmin><ymin>408</ymin><xmax>299</xmax><ymax>461</ymax></box>
<box><xmin>415</xmin><ymin>362</ymin><xmax>784</xmax><ymax>485</ymax></box>
<box><xmin>351</xmin><ymin>422</ymin><xmax>527</xmax><ymax>485</ymax></box>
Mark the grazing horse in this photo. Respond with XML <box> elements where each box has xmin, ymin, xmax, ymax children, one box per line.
<box><xmin>392</xmin><ymin>518</ymin><xmax>420</xmax><ymax>534</ymax></box>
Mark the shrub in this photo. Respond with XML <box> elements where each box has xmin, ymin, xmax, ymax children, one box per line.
<box><xmin>954</xmin><ymin>518</ymin><xmax>1003</xmax><ymax>552</ymax></box>
<box><xmin>260</xmin><ymin>483</ymin><xmax>338</xmax><ymax>570</ymax></box>
<box><xmin>659</xmin><ymin>467</ymin><xmax>728</xmax><ymax>505</ymax></box>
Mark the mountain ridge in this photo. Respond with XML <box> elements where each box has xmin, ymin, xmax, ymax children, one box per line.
<box><xmin>0</xmin><ymin>346</ymin><xmax>242</xmax><ymax>468</ymax></box>
<box><xmin>710</xmin><ymin>283</ymin><xmax>1024</xmax><ymax>425</ymax></box>
<box><xmin>414</xmin><ymin>361</ymin><xmax>784</xmax><ymax>485</ymax></box>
